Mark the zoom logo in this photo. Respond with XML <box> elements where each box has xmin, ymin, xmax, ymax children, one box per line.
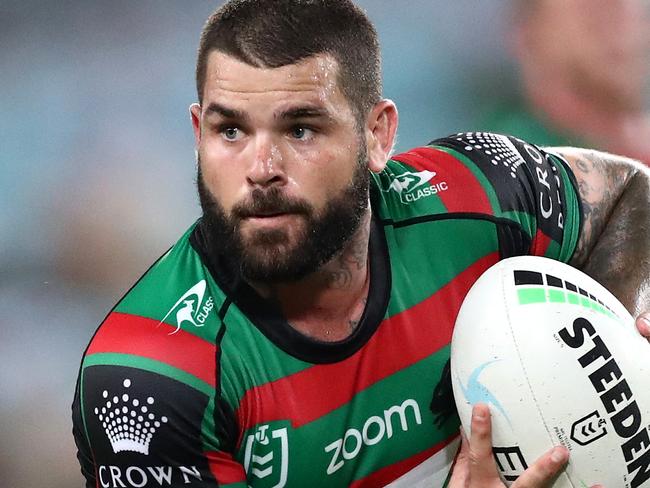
<box><xmin>324</xmin><ymin>399</ymin><xmax>422</xmax><ymax>475</ymax></box>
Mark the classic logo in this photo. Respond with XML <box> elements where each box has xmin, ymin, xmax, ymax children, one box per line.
<box><xmin>381</xmin><ymin>169</ymin><xmax>448</xmax><ymax>204</ymax></box>
<box><xmin>243</xmin><ymin>425</ymin><xmax>289</xmax><ymax>488</ymax></box>
<box><xmin>160</xmin><ymin>280</ymin><xmax>215</xmax><ymax>335</ymax></box>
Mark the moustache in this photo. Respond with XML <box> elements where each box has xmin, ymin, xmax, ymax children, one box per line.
<box><xmin>231</xmin><ymin>188</ymin><xmax>312</xmax><ymax>219</ymax></box>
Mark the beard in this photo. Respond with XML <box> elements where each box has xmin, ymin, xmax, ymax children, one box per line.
<box><xmin>196</xmin><ymin>145</ymin><xmax>370</xmax><ymax>283</ymax></box>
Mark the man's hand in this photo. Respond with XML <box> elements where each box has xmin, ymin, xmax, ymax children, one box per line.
<box><xmin>448</xmin><ymin>404</ymin><xmax>604</xmax><ymax>488</ymax></box>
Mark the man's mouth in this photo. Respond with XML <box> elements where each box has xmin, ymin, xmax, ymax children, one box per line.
<box><xmin>242</xmin><ymin>212</ymin><xmax>299</xmax><ymax>226</ymax></box>
<box><xmin>249</xmin><ymin>210</ymin><xmax>288</xmax><ymax>218</ymax></box>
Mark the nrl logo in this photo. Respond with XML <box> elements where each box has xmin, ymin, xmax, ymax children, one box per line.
<box><xmin>244</xmin><ymin>425</ymin><xmax>289</xmax><ymax>488</ymax></box>
<box><xmin>160</xmin><ymin>280</ymin><xmax>215</xmax><ymax>335</ymax></box>
<box><xmin>381</xmin><ymin>170</ymin><xmax>448</xmax><ymax>204</ymax></box>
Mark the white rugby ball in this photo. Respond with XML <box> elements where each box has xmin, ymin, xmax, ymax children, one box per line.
<box><xmin>451</xmin><ymin>256</ymin><xmax>650</xmax><ymax>488</ymax></box>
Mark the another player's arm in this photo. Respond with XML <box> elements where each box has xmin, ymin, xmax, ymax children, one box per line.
<box><xmin>553</xmin><ymin>147</ymin><xmax>650</xmax><ymax>315</ymax></box>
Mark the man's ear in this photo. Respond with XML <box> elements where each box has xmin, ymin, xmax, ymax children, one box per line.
<box><xmin>365</xmin><ymin>99</ymin><xmax>398</xmax><ymax>173</ymax></box>
<box><xmin>189</xmin><ymin>103</ymin><xmax>202</xmax><ymax>146</ymax></box>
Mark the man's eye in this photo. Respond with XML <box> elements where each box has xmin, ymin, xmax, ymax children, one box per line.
<box><xmin>221</xmin><ymin>127</ymin><xmax>240</xmax><ymax>141</ymax></box>
<box><xmin>291</xmin><ymin>126</ymin><xmax>313</xmax><ymax>140</ymax></box>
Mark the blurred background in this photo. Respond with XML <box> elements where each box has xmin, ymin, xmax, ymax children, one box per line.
<box><xmin>1</xmin><ymin>0</ymin><xmax>648</xmax><ymax>486</ymax></box>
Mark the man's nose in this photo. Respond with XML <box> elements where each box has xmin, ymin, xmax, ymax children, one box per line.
<box><xmin>246</xmin><ymin>135</ymin><xmax>286</xmax><ymax>188</ymax></box>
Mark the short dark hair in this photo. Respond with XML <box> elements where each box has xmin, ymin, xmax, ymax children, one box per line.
<box><xmin>196</xmin><ymin>0</ymin><xmax>382</xmax><ymax>124</ymax></box>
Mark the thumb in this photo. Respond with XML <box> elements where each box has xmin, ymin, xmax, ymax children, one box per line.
<box><xmin>635</xmin><ymin>311</ymin><xmax>650</xmax><ymax>338</ymax></box>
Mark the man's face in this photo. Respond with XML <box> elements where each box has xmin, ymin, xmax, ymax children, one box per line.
<box><xmin>526</xmin><ymin>0</ymin><xmax>650</xmax><ymax>110</ymax></box>
<box><xmin>192</xmin><ymin>52</ymin><xmax>370</xmax><ymax>282</ymax></box>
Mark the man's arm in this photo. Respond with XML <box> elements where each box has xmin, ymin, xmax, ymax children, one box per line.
<box><xmin>552</xmin><ymin>148</ymin><xmax>650</xmax><ymax>316</ymax></box>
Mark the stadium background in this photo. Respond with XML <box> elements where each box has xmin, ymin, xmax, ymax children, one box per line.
<box><xmin>0</xmin><ymin>1</ymin><xmax>515</xmax><ymax>486</ymax></box>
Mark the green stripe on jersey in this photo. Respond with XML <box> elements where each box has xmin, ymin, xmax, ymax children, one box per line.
<box><xmin>217</xmin><ymin>309</ymin><xmax>314</xmax><ymax>406</ymax></box>
<box><xmin>83</xmin><ymin>353</ymin><xmax>212</xmax><ymax>396</ymax></box>
<box><xmin>114</xmin><ymin>224</ymin><xmax>227</xmax><ymax>343</ymax></box>
<box><xmin>548</xmin><ymin>154</ymin><xmax>582</xmax><ymax>262</ymax></box>
<box><xmin>200</xmin><ymin>396</ymin><xmax>222</xmax><ymax>453</ymax></box>
<box><xmin>237</xmin><ymin>346</ymin><xmax>458</xmax><ymax>487</ymax></box>
<box><xmin>384</xmin><ymin>219</ymin><xmax>498</xmax><ymax>317</ymax></box>
<box><xmin>543</xmin><ymin>239</ymin><xmax>561</xmax><ymax>259</ymax></box>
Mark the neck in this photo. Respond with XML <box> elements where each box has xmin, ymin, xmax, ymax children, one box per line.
<box><xmin>250</xmin><ymin>210</ymin><xmax>372</xmax><ymax>342</ymax></box>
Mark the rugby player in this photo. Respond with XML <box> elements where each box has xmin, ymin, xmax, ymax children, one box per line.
<box><xmin>73</xmin><ymin>1</ymin><xmax>650</xmax><ymax>486</ymax></box>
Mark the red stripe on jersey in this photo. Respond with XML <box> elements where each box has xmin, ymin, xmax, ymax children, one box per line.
<box><xmin>530</xmin><ymin>228</ymin><xmax>552</xmax><ymax>256</ymax></box>
<box><xmin>86</xmin><ymin>312</ymin><xmax>216</xmax><ymax>387</ymax></box>
<box><xmin>206</xmin><ymin>451</ymin><xmax>247</xmax><ymax>484</ymax></box>
<box><xmin>235</xmin><ymin>252</ymin><xmax>499</xmax><ymax>433</ymax></box>
<box><xmin>392</xmin><ymin>147</ymin><xmax>493</xmax><ymax>214</ymax></box>
<box><xmin>349</xmin><ymin>433</ymin><xmax>459</xmax><ymax>488</ymax></box>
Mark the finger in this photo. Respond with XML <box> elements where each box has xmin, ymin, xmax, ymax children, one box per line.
<box><xmin>512</xmin><ymin>446</ymin><xmax>568</xmax><ymax>487</ymax></box>
<box><xmin>468</xmin><ymin>403</ymin><xmax>500</xmax><ymax>482</ymax></box>
<box><xmin>636</xmin><ymin>312</ymin><xmax>650</xmax><ymax>338</ymax></box>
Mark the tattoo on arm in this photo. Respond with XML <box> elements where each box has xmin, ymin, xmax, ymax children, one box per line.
<box><xmin>554</xmin><ymin>147</ymin><xmax>650</xmax><ymax>314</ymax></box>
<box><xmin>565</xmin><ymin>149</ymin><xmax>633</xmax><ymax>266</ymax></box>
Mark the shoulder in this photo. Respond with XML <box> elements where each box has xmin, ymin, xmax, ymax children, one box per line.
<box><xmin>86</xmin><ymin>221</ymin><xmax>228</xmax><ymax>348</ymax></box>
<box><xmin>78</xmin><ymin>221</ymin><xmax>225</xmax><ymax>398</ymax></box>
<box><xmin>372</xmin><ymin>132</ymin><xmax>561</xmax><ymax>221</ymax></box>
<box><xmin>370</xmin><ymin>132</ymin><xmax>583</xmax><ymax>261</ymax></box>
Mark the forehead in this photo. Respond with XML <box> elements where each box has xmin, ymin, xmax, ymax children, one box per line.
<box><xmin>202</xmin><ymin>51</ymin><xmax>348</xmax><ymax>109</ymax></box>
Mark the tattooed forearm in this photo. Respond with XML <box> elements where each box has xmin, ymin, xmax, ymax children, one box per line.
<box><xmin>579</xmin><ymin>176</ymin><xmax>650</xmax><ymax>315</ymax></box>
<box><xmin>553</xmin><ymin>147</ymin><xmax>650</xmax><ymax>314</ymax></box>
<box><xmin>560</xmin><ymin>149</ymin><xmax>633</xmax><ymax>266</ymax></box>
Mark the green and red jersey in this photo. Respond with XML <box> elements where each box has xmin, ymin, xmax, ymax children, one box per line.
<box><xmin>72</xmin><ymin>133</ymin><xmax>582</xmax><ymax>487</ymax></box>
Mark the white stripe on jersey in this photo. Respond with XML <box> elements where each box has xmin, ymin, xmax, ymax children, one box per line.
<box><xmin>384</xmin><ymin>436</ymin><xmax>460</xmax><ymax>488</ymax></box>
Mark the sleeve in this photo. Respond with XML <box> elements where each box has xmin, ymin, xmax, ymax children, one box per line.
<box><xmin>429</xmin><ymin>132</ymin><xmax>583</xmax><ymax>262</ymax></box>
<box><xmin>72</xmin><ymin>377</ymin><xmax>97</xmax><ymax>487</ymax></box>
<box><xmin>71</xmin><ymin>357</ymin><xmax>250</xmax><ymax>488</ymax></box>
